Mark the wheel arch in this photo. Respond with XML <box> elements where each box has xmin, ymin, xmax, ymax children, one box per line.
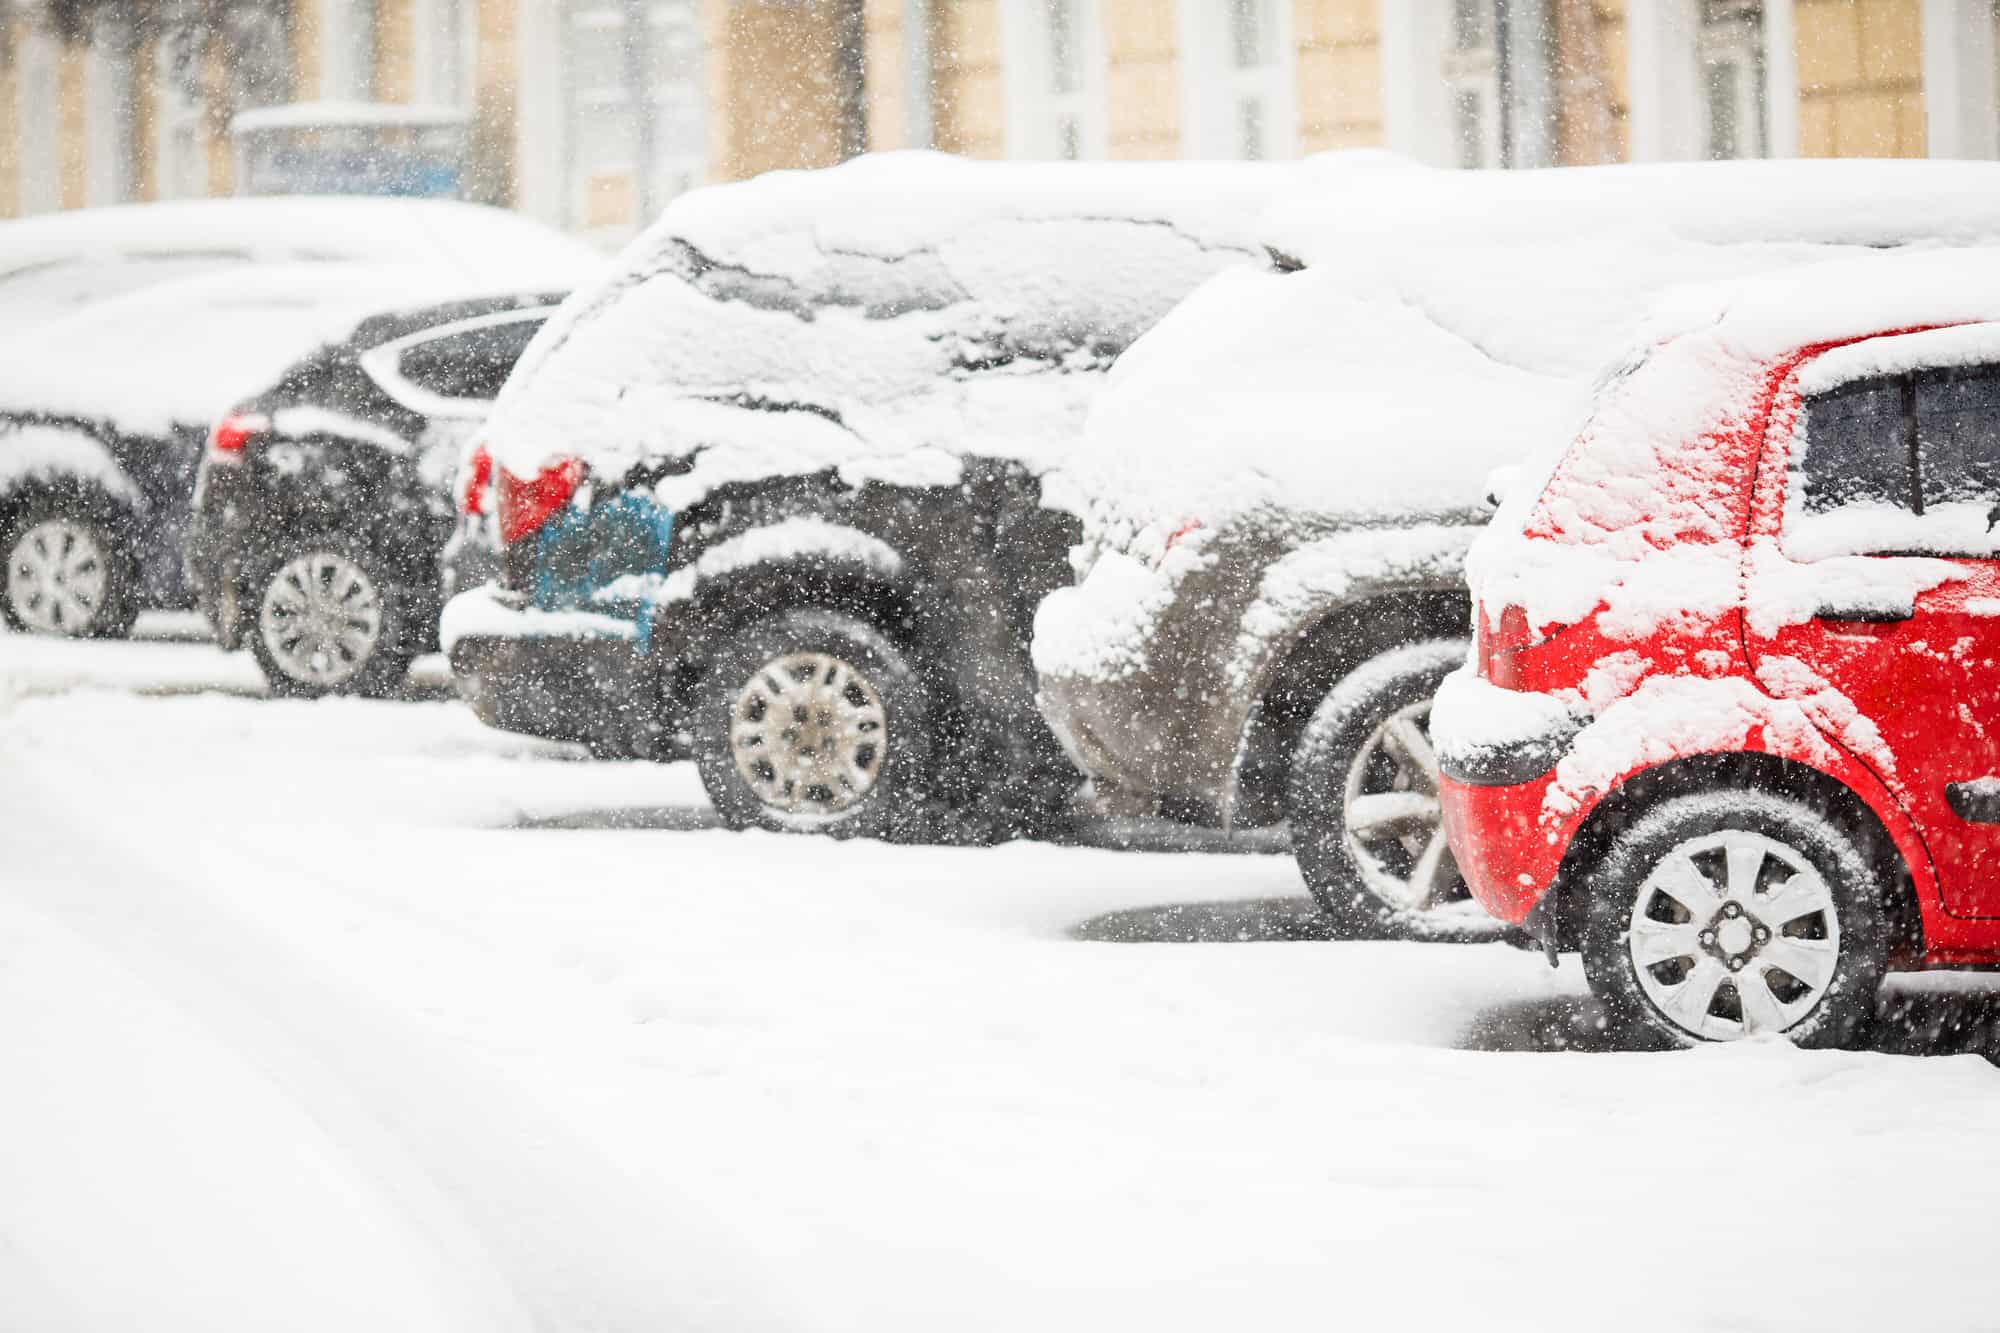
<box><xmin>0</xmin><ymin>424</ymin><xmax>146</xmax><ymax>524</ymax></box>
<box><xmin>1540</xmin><ymin>750</ymin><xmax>1930</xmax><ymax>965</ymax></box>
<box><xmin>1229</xmin><ymin>586</ymin><xmax>1471</xmax><ymax>826</ymax></box>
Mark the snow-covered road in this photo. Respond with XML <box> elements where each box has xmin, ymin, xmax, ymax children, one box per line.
<box><xmin>4</xmin><ymin>620</ymin><xmax>1999</xmax><ymax>1332</ymax></box>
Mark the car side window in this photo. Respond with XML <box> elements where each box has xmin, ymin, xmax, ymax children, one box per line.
<box><xmin>1915</xmin><ymin>365</ymin><xmax>2000</xmax><ymax>512</ymax></box>
<box><xmin>1797</xmin><ymin>376</ymin><xmax>1912</xmax><ymax>516</ymax></box>
<box><xmin>394</xmin><ymin>317</ymin><xmax>544</xmax><ymax>405</ymax></box>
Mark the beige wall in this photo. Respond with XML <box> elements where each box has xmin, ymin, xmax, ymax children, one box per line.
<box><xmin>705</xmin><ymin>0</ymin><xmax>852</xmax><ymax>183</ymax></box>
<box><xmin>0</xmin><ymin>19</ymin><xmax>19</xmax><ymax>219</ymax></box>
<box><xmin>1296</xmin><ymin>0</ymin><xmax>1384</xmax><ymax>152</ymax></box>
<box><xmin>1103</xmin><ymin>0</ymin><xmax>1178</xmax><ymax>158</ymax></box>
<box><xmin>470</xmin><ymin>0</ymin><xmax>517</xmax><ymax>206</ymax></box>
<box><xmin>932</xmin><ymin>0</ymin><xmax>1004</xmax><ymax>157</ymax></box>
<box><xmin>375</xmin><ymin>0</ymin><xmax>418</xmax><ymax>103</ymax></box>
<box><xmin>1797</xmin><ymin>0</ymin><xmax>1927</xmax><ymax>156</ymax></box>
<box><xmin>58</xmin><ymin>41</ymin><xmax>86</xmax><ymax>209</ymax></box>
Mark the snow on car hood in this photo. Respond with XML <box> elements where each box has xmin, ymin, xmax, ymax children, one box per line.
<box><xmin>482</xmin><ymin>152</ymin><xmax>1299</xmax><ymax>502</ymax></box>
<box><xmin>0</xmin><ymin>264</ymin><xmax>516</xmax><ymax>438</ymax></box>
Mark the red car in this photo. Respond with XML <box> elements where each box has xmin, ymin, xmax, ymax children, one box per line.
<box><xmin>1435</xmin><ymin>250</ymin><xmax>2000</xmax><ymax>1047</ymax></box>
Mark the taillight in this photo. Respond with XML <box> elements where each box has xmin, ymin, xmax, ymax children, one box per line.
<box><xmin>462</xmin><ymin>444</ymin><xmax>493</xmax><ymax>517</ymax></box>
<box><xmin>207</xmin><ymin>410</ymin><xmax>269</xmax><ymax>463</ymax></box>
<box><xmin>1478</xmin><ymin>604</ymin><xmax>1549</xmax><ymax>689</ymax></box>
<box><xmin>498</xmin><ymin>457</ymin><xmax>585</xmax><ymax>546</ymax></box>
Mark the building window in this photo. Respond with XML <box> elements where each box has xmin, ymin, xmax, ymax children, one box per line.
<box><xmin>413</xmin><ymin>0</ymin><xmax>476</xmax><ymax>108</ymax></box>
<box><xmin>1004</xmin><ymin>0</ymin><xmax>1103</xmax><ymax>159</ymax></box>
<box><xmin>1698</xmin><ymin>0</ymin><xmax>1765</xmax><ymax>158</ymax></box>
<box><xmin>562</xmin><ymin>0</ymin><xmax>705</xmax><ymax>234</ymax></box>
<box><xmin>18</xmin><ymin>29</ymin><xmax>62</xmax><ymax>212</ymax></box>
<box><xmin>1177</xmin><ymin>0</ymin><xmax>1293</xmax><ymax>159</ymax></box>
<box><xmin>1444</xmin><ymin>0</ymin><xmax>1502</xmax><ymax>167</ymax></box>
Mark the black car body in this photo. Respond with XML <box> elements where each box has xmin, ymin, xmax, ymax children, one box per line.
<box><xmin>445</xmin><ymin>154</ymin><xmax>1296</xmax><ymax>841</ymax></box>
<box><xmin>189</xmin><ymin>293</ymin><xmax>561</xmax><ymax>696</ymax></box>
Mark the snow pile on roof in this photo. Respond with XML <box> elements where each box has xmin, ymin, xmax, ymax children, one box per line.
<box><xmin>1062</xmin><ymin>157</ymin><xmax>2000</xmax><ymax>543</ymax></box>
<box><xmin>1470</xmin><ymin>248</ymin><xmax>2000</xmax><ymax>642</ymax></box>
<box><xmin>482</xmin><ymin>152</ymin><xmax>1297</xmax><ymax>495</ymax></box>
<box><xmin>0</xmin><ymin>197</ymin><xmax>599</xmax><ymax>336</ymax></box>
<box><xmin>0</xmin><ymin>264</ymin><xmax>513</xmax><ymax>437</ymax></box>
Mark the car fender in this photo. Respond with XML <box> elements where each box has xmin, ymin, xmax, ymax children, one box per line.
<box><xmin>1221</xmin><ymin>525</ymin><xmax>1478</xmax><ymax>822</ymax></box>
<box><xmin>642</xmin><ymin>518</ymin><xmax>918</xmax><ymax>671</ymax></box>
<box><xmin>1541</xmin><ymin>707</ymin><xmax>1947</xmax><ymax>953</ymax></box>
<box><xmin>0</xmin><ymin>420</ymin><xmax>145</xmax><ymax>512</ymax></box>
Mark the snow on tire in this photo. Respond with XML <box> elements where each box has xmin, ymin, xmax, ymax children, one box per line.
<box><xmin>694</xmin><ymin>609</ymin><xmax>933</xmax><ymax>841</ymax></box>
<box><xmin>1287</xmin><ymin>639</ymin><xmax>1489</xmax><ymax>938</ymax></box>
<box><xmin>250</xmin><ymin>547</ymin><xmax>412</xmax><ymax>699</ymax></box>
<box><xmin>0</xmin><ymin>494</ymin><xmax>140</xmax><ymax>639</ymax></box>
<box><xmin>1582</xmin><ymin>789</ymin><xmax>1889</xmax><ymax>1049</ymax></box>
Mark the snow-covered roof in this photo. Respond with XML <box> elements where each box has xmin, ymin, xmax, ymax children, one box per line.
<box><xmin>1471</xmin><ymin>247</ymin><xmax>2000</xmax><ymax>641</ymax></box>
<box><xmin>0</xmin><ymin>196</ymin><xmax>601</xmax><ymax>336</ymax></box>
<box><xmin>482</xmin><ymin>151</ymin><xmax>1300</xmax><ymax>496</ymax></box>
<box><xmin>0</xmin><ymin>263</ymin><xmax>535</xmax><ymax>437</ymax></box>
<box><xmin>1056</xmin><ymin>158</ymin><xmax>2000</xmax><ymax>537</ymax></box>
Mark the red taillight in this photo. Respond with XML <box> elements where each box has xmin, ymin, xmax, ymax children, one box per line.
<box><xmin>462</xmin><ymin>444</ymin><xmax>493</xmax><ymax>517</ymax></box>
<box><xmin>498</xmin><ymin>457</ymin><xmax>585</xmax><ymax>546</ymax></box>
<box><xmin>1478</xmin><ymin>604</ymin><xmax>1541</xmax><ymax>688</ymax></box>
<box><xmin>207</xmin><ymin>411</ymin><xmax>269</xmax><ymax>463</ymax></box>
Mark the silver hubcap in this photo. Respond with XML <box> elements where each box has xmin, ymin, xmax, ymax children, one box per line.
<box><xmin>729</xmin><ymin>651</ymin><xmax>888</xmax><ymax>822</ymax></box>
<box><xmin>7</xmin><ymin>519</ymin><xmax>109</xmax><ymax>635</ymax></box>
<box><xmin>1628</xmin><ymin>830</ymin><xmax>1842</xmax><ymax>1042</ymax></box>
<box><xmin>258</xmin><ymin>552</ymin><xmax>384</xmax><ymax>688</ymax></box>
<box><xmin>1341</xmin><ymin>699</ymin><xmax>1461</xmax><ymax>915</ymax></box>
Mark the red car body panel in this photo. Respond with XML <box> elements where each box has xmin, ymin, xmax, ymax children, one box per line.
<box><xmin>1446</xmin><ymin>326</ymin><xmax>2000</xmax><ymax>966</ymax></box>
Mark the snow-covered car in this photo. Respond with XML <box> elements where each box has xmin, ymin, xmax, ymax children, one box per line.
<box><xmin>444</xmin><ymin>151</ymin><xmax>1297</xmax><ymax>840</ymax></box>
<box><xmin>1032</xmin><ymin>158</ymin><xmax>2000</xmax><ymax>936</ymax></box>
<box><xmin>1436</xmin><ymin>248</ymin><xmax>2000</xmax><ymax>1047</ymax></box>
<box><xmin>0</xmin><ymin>214</ymin><xmax>596</xmax><ymax>641</ymax></box>
<box><xmin>0</xmin><ymin>195</ymin><xmax>595</xmax><ymax>340</ymax></box>
<box><xmin>187</xmin><ymin>292</ymin><xmax>565</xmax><ymax>697</ymax></box>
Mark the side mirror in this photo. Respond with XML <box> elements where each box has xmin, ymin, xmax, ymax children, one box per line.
<box><xmin>1483</xmin><ymin>465</ymin><xmax>1521</xmax><ymax>512</ymax></box>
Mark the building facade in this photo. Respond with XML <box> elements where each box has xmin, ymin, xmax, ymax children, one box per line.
<box><xmin>3</xmin><ymin>0</ymin><xmax>1998</xmax><ymax>234</ymax></box>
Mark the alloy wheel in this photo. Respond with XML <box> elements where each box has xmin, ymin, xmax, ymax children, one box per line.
<box><xmin>1627</xmin><ymin>829</ymin><xmax>1842</xmax><ymax>1042</ymax></box>
<box><xmin>729</xmin><ymin>650</ymin><xmax>889</xmax><ymax>822</ymax></box>
<box><xmin>258</xmin><ymin>552</ymin><xmax>385</xmax><ymax>689</ymax></box>
<box><xmin>6</xmin><ymin>518</ymin><xmax>110</xmax><ymax>636</ymax></box>
<box><xmin>1340</xmin><ymin>698</ymin><xmax>1462</xmax><ymax>916</ymax></box>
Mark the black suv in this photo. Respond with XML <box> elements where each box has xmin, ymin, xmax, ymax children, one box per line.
<box><xmin>189</xmin><ymin>293</ymin><xmax>563</xmax><ymax>696</ymax></box>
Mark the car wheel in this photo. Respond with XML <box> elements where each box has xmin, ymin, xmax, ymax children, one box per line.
<box><xmin>250</xmin><ymin>549</ymin><xmax>411</xmax><ymax>698</ymax></box>
<box><xmin>694</xmin><ymin>609</ymin><xmax>932</xmax><ymax>839</ymax></box>
<box><xmin>1</xmin><ymin>502</ymin><xmax>139</xmax><ymax>639</ymax></box>
<box><xmin>1288</xmin><ymin>639</ymin><xmax>1478</xmax><ymax>937</ymax></box>
<box><xmin>1582</xmin><ymin>789</ymin><xmax>1888</xmax><ymax>1048</ymax></box>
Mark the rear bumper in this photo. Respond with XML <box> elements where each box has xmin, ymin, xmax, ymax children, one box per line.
<box><xmin>442</xmin><ymin>584</ymin><xmax>683</xmax><ymax>760</ymax></box>
<box><xmin>1440</xmin><ymin>771</ymin><xmax>1566</xmax><ymax>927</ymax></box>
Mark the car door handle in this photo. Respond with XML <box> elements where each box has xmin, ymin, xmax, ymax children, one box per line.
<box><xmin>1946</xmin><ymin>780</ymin><xmax>2000</xmax><ymax>823</ymax></box>
<box><xmin>1814</xmin><ymin>603</ymin><xmax>1913</xmax><ymax>624</ymax></box>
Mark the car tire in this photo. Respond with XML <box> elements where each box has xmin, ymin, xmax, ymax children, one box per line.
<box><xmin>1582</xmin><ymin>789</ymin><xmax>1889</xmax><ymax>1048</ymax></box>
<box><xmin>1288</xmin><ymin>639</ymin><xmax>1475</xmax><ymax>938</ymax></box>
<box><xmin>249</xmin><ymin>547</ymin><xmax>412</xmax><ymax>699</ymax></box>
<box><xmin>0</xmin><ymin>495</ymin><xmax>141</xmax><ymax>639</ymax></box>
<box><xmin>694</xmin><ymin>609</ymin><xmax>932</xmax><ymax>840</ymax></box>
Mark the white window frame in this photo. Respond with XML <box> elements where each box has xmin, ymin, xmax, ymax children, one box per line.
<box><xmin>319</xmin><ymin>0</ymin><xmax>378</xmax><ymax>101</ymax></box>
<box><xmin>84</xmin><ymin>27</ymin><xmax>136</xmax><ymax>205</ymax></box>
<box><xmin>1696</xmin><ymin>0</ymin><xmax>1767</xmax><ymax>158</ymax></box>
<box><xmin>1627</xmin><ymin>0</ymin><xmax>1795</xmax><ymax>160</ymax></box>
<box><xmin>17</xmin><ymin>27</ymin><xmax>62</xmax><ymax>213</ymax></box>
<box><xmin>1177</xmin><ymin>0</ymin><xmax>1297</xmax><ymax>160</ymax></box>
<box><xmin>1382</xmin><ymin>0</ymin><xmax>1555</xmax><ymax>169</ymax></box>
<box><xmin>1442</xmin><ymin>0</ymin><xmax>1503</xmax><ymax>168</ymax></box>
<box><xmin>359</xmin><ymin>306</ymin><xmax>560</xmax><ymax>420</ymax></box>
<box><xmin>155</xmin><ymin>62</ymin><xmax>209</xmax><ymax>201</ymax></box>
<box><xmin>410</xmin><ymin>0</ymin><xmax>479</xmax><ymax>109</ymax></box>
<box><xmin>1001</xmin><ymin>0</ymin><xmax>1107</xmax><ymax>160</ymax></box>
<box><xmin>1923</xmin><ymin>0</ymin><xmax>2000</xmax><ymax>158</ymax></box>
<box><xmin>902</xmin><ymin>0</ymin><xmax>935</xmax><ymax>149</ymax></box>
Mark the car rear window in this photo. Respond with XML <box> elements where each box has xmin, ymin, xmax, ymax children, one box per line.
<box><xmin>1797</xmin><ymin>376</ymin><xmax>1911</xmax><ymax>516</ymax></box>
<box><xmin>1914</xmin><ymin>365</ymin><xmax>2000</xmax><ymax>511</ymax></box>
<box><xmin>395</xmin><ymin>317</ymin><xmax>544</xmax><ymax>404</ymax></box>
